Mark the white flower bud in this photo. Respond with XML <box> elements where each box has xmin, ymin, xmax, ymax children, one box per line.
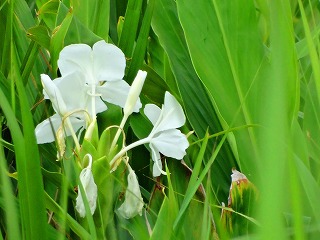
<box><xmin>75</xmin><ymin>154</ymin><xmax>98</xmax><ymax>217</ymax></box>
<box><xmin>123</xmin><ymin>70</ymin><xmax>147</xmax><ymax>116</ymax></box>
<box><xmin>118</xmin><ymin>165</ymin><xmax>144</xmax><ymax>218</ymax></box>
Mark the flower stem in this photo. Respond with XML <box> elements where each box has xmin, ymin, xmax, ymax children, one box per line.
<box><xmin>65</xmin><ymin>117</ymin><xmax>81</xmax><ymax>152</ymax></box>
<box><xmin>109</xmin><ymin>136</ymin><xmax>151</xmax><ymax>169</ymax></box>
<box><xmin>91</xmin><ymin>84</ymin><xmax>96</xmax><ymax>120</ymax></box>
<box><xmin>110</xmin><ymin>114</ymin><xmax>129</xmax><ymax>150</ymax></box>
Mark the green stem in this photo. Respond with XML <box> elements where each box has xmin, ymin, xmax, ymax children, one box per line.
<box><xmin>109</xmin><ymin>136</ymin><xmax>151</xmax><ymax>168</ymax></box>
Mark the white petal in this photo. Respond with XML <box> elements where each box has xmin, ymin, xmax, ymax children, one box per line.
<box><xmin>154</xmin><ymin>92</ymin><xmax>185</xmax><ymax>132</ymax></box>
<box><xmin>35</xmin><ymin>114</ymin><xmax>62</xmax><ymax>143</ymax></box>
<box><xmin>231</xmin><ymin>169</ymin><xmax>247</xmax><ymax>182</ymax></box>
<box><xmin>144</xmin><ymin>104</ymin><xmax>161</xmax><ymax>126</ymax></box>
<box><xmin>41</xmin><ymin>74</ymin><xmax>67</xmax><ymax>115</ymax></box>
<box><xmin>150</xmin><ymin>144</ymin><xmax>166</xmax><ymax>176</ymax></box>
<box><xmin>76</xmin><ymin>165</ymin><xmax>98</xmax><ymax>217</ymax></box>
<box><xmin>92</xmin><ymin>40</ymin><xmax>126</xmax><ymax>82</ymax></box>
<box><xmin>118</xmin><ymin>166</ymin><xmax>144</xmax><ymax>219</ymax></box>
<box><xmin>98</xmin><ymin>80</ymin><xmax>133</xmax><ymax>109</ymax></box>
<box><xmin>53</xmin><ymin>72</ymin><xmax>88</xmax><ymax>114</ymax></box>
<box><xmin>151</xmin><ymin>129</ymin><xmax>188</xmax><ymax>159</ymax></box>
<box><xmin>58</xmin><ymin>44</ymin><xmax>93</xmax><ymax>78</ymax></box>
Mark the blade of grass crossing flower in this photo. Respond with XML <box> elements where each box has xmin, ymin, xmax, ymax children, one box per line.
<box><xmin>77</xmin><ymin>176</ymin><xmax>98</xmax><ymax>239</ymax></box>
<box><xmin>173</xmin><ymin>134</ymin><xmax>227</xmax><ymax>230</ymax></box>
<box><xmin>0</xmin><ymin>124</ymin><xmax>21</xmax><ymax>240</ymax></box>
<box><xmin>188</xmin><ymin>132</ymin><xmax>209</xmax><ymax>189</ymax></box>
<box><xmin>12</xmin><ymin>37</ymin><xmax>48</xmax><ymax>239</ymax></box>
<box><xmin>150</xmin><ymin>164</ymin><xmax>179</xmax><ymax>240</ymax></box>
<box><xmin>126</xmin><ymin>0</ymin><xmax>155</xmax><ymax>84</ymax></box>
<box><xmin>118</xmin><ymin>0</ymin><xmax>143</xmax><ymax>57</ymax></box>
<box><xmin>201</xmin><ymin>171</ymin><xmax>217</xmax><ymax>240</ymax></box>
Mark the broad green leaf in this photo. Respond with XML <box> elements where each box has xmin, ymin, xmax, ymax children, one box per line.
<box><xmin>176</xmin><ymin>0</ymin><xmax>265</xmax><ymax>175</ymax></box>
<box><xmin>152</xmin><ymin>0</ymin><xmax>237</xmax><ymax>200</ymax></box>
<box><xmin>72</xmin><ymin>0</ymin><xmax>110</xmax><ymax>40</ymax></box>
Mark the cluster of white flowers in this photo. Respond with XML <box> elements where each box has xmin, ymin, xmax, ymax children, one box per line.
<box><xmin>35</xmin><ymin>40</ymin><xmax>189</xmax><ymax>219</ymax></box>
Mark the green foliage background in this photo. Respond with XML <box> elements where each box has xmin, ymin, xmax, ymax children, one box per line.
<box><xmin>0</xmin><ymin>0</ymin><xmax>320</xmax><ymax>239</ymax></box>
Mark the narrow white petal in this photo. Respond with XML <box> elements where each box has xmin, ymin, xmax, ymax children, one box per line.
<box><xmin>144</xmin><ymin>104</ymin><xmax>161</xmax><ymax>126</ymax></box>
<box><xmin>154</xmin><ymin>92</ymin><xmax>185</xmax><ymax>132</ymax></box>
<box><xmin>35</xmin><ymin>114</ymin><xmax>62</xmax><ymax>144</ymax></box>
<box><xmin>92</xmin><ymin>40</ymin><xmax>126</xmax><ymax>82</ymax></box>
<box><xmin>58</xmin><ymin>44</ymin><xmax>93</xmax><ymax>78</ymax></box>
<box><xmin>41</xmin><ymin>74</ymin><xmax>67</xmax><ymax>115</ymax></box>
<box><xmin>150</xmin><ymin>144</ymin><xmax>166</xmax><ymax>176</ymax></box>
<box><xmin>118</xmin><ymin>165</ymin><xmax>144</xmax><ymax>219</ymax></box>
<box><xmin>151</xmin><ymin>129</ymin><xmax>188</xmax><ymax>159</ymax></box>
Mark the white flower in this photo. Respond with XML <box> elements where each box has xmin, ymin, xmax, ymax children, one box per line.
<box><xmin>35</xmin><ymin>73</ymin><xmax>88</xmax><ymax>144</ymax></box>
<box><xmin>76</xmin><ymin>154</ymin><xmax>98</xmax><ymax>218</ymax></box>
<box><xmin>144</xmin><ymin>92</ymin><xmax>189</xmax><ymax>176</ymax></box>
<box><xmin>118</xmin><ymin>165</ymin><xmax>144</xmax><ymax>218</ymax></box>
<box><xmin>57</xmin><ymin>40</ymin><xmax>141</xmax><ymax>116</ymax></box>
<box><xmin>109</xmin><ymin>92</ymin><xmax>189</xmax><ymax>176</ymax></box>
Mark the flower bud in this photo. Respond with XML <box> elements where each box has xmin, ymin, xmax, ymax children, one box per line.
<box><xmin>123</xmin><ymin>70</ymin><xmax>147</xmax><ymax>116</ymax></box>
<box><xmin>118</xmin><ymin>165</ymin><xmax>144</xmax><ymax>218</ymax></box>
<box><xmin>75</xmin><ymin>154</ymin><xmax>98</xmax><ymax>217</ymax></box>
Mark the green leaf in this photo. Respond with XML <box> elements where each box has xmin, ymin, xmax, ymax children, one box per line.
<box><xmin>27</xmin><ymin>25</ymin><xmax>50</xmax><ymax>49</ymax></box>
<box><xmin>50</xmin><ymin>10</ymin><xmax>73</xmax><ymax>74</ymax></box>
<box><xmin>118</xmin><ymin>0</ymin><xmax>143</xmax><ymax>57</ymax></box>
<box><xmin>152</xmin><ymin>0</ymin><xmax>236</xmax><ymax>199</ymax></box>
<box><xmin>126</xmin><ymin>0</ymin><xmax>155</xmax><ymax>84</ymax></box>
<box><xmin>36</xmin><ymin>0</ymin><xmax>60</xmax><ymax>30</ymax></box>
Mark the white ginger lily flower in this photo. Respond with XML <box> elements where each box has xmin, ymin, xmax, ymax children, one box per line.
<box><xmin>76</xmin><ymin>154</ymin><xmax>98</xmax><ymax>218</ymax></box>
<box><xmin>35</xmin><ymin>73</ymin><xmax>88</xmax><ymax>144</ymax></box>
<box><xmin>110</xmin><ymin>92</ymin><xmax>189</xmax><ymax>177</ymax></box>
<box><xmin>144</xmin><ymin>92</ymin><xmax>189</xmax><ymax>176</ymax></box>
<box><xmin>118</xmin><ymin>165</ymin><xmax>144</xmax><ymax>219</ymax></box>
<box><xmin>57</xmin><ymin>40</ymin><xmax>141</xmax><ymax>117</ymax></box>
